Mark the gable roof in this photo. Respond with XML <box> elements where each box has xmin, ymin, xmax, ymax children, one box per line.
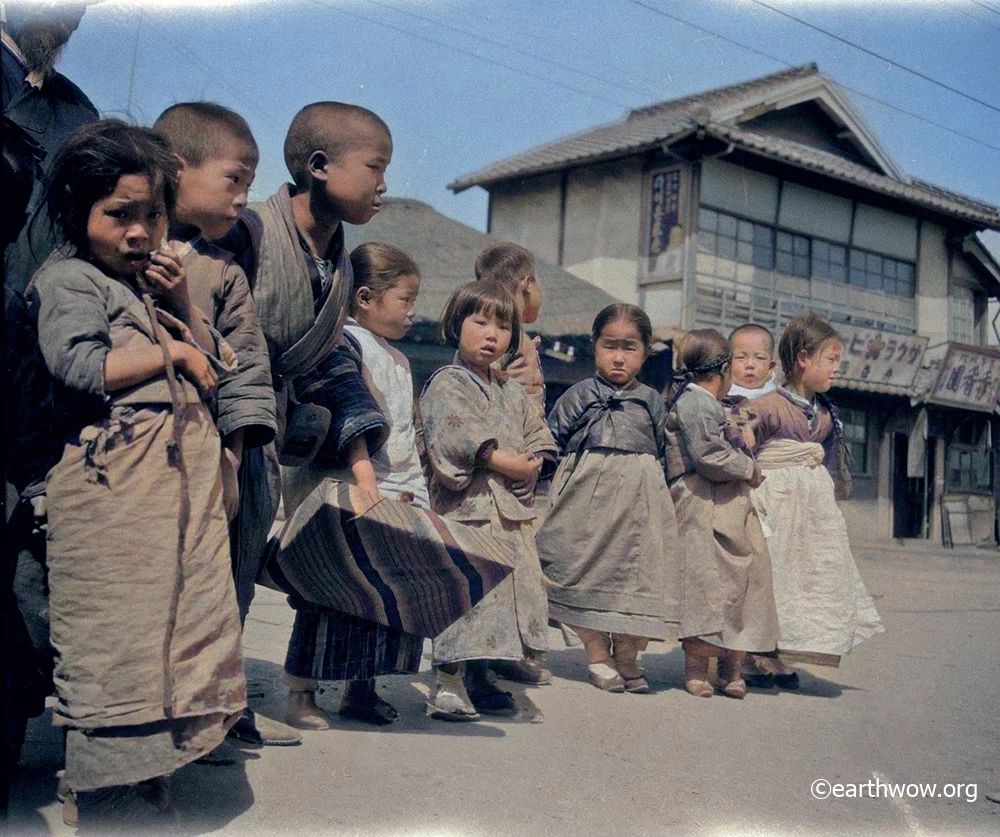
<box><xmin>344</xmin><ymin>198</ymin><xmax>622</xmax><ymax>336</ymax></box>
<box><xmin>449</xmin><ymin>64</ymin><xmax>1000</xmax><ymax>231</ymax></box>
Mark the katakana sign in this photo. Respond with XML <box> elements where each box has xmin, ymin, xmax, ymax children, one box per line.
<box><xmin>836</xmin><ymin>328</ymin><xmax>929</xmax><ymax>388</ymax></box>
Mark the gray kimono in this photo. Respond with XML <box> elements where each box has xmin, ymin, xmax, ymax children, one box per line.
<box><xmin>665</xmin><ymin>384</ymin><xmax>778</xmax><ymax>652</ymax></box>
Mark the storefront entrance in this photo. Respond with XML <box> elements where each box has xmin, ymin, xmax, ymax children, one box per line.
<box><xmin>893</xmin><ymin>432</ymin><xmax>934</xmax><ymax>539</ymax></box>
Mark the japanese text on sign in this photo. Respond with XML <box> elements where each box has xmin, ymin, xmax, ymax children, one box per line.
<box><xmin>836</xmin><ymin>328</ymin><xmax>928</xmax><ymax>388</ymax></box>
<box><xmin>929</xmin><ymin>344</ymin><xmax>1000</xmax><ymax>413</ymax></box>
<box><xmin>649</xmin><ymin>169</ymin><xmax>682</xmax><ymax>258</ymax></box>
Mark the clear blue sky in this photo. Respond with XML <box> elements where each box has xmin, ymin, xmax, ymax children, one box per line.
<box><xmin>56</xmin><ymin>0</ymin><xmax>1000</xmax><ymax>257</ymax></box>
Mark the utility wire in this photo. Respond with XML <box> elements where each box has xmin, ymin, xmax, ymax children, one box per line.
<box><xmin>136</xmin><ymin>11</ymin><xmax>269</xmax><ymax>121</ymax></box>
<box><xmin>748</xmin><ymin>0</ymin><xmax>1000</xmax><ymax>115</ymax></box>
<box><xmin>310</xmin><ymin>0</ymin><xmax>632</xmax><ymax>109</ymax></box>
<box><xmin>125</xmin><ymin>15</ymin><xmax>142</xmax><ymax>119</ymax></box>
<box><xmin>364</xmin><ymin>0</ymin><xmax>665</xmax><ymax>101</ymax></box>
<box><xmin>950</xmin><ymin>2</ymin><xmax>1000</xmax><ymax>34</ymax></box>
<box><xmin>622</xmin><ymin>0</ymin><xmax>1000</xmax><ymax>153</ymax></box>
<box><xmin>967</xmin><ymin>0</ymin><xmax>1000</xmax><ymax>18</ymax></box>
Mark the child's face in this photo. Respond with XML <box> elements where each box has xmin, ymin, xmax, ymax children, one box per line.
<box><xmin>86</xmin><ymin>174</ymin><xmax>167</xmax><ymax>280</ymax></box>
<box><xmin>798</xmin><ymin>338</ymin><xmax>842</xmax><ymax>395</ymax></box>
<box><xmin>356</xmin><ymin>274</ymin><xmax>419</xmax><ymax>341</ymax></box>
<box><xmin>595</xmin><ymin>317</ymin><xmax>647</xmax><ymax>387</ymax></box>
<box><xmin>730</xmin><ymin>331</ymin><xmax>775</xmax><ymax>390</ymax></box>
<box><xmin>175</xmin><ymin>139</ymin><xmax>256</xmax><ymax>241</ymax></box>
<box><xmin>458</xmin><ymin>308</ymin><xmax>513</xmax><ymax>371</ymax></box>
<box><xmin>320</xmin><ymin>123</ymin><xmax>392</xmax><ymax>226</ymax></box>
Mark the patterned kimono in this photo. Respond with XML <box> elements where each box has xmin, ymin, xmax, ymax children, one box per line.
<box><xmin>537</xmin><ymin>375</ymin><xmax>679</xmax><ymax>639</ymax></box>
<box><xmin>665</xmin><ymin>385</ymin><xmax>779</xmax><ymax>652</ymax></box>
<box><xmin>752</xmin><ymin>387</ymin><xmax>884</xmax><ymax>661</ymax></box>
<box><xmin>28</xmin><ymin>256</ymin><xmax>246</xmax><ymax>791</ymax></box>
<box><xmin>421</xmin><ymin>359</ymin><xmax>557</xmax><ymax>663</ymax></box>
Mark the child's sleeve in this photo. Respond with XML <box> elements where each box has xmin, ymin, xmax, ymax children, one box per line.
<box><xmin>675</xmin><ymin>393</ymin><xmax>755</xmax><ymax>483</ymax></box>
<box><xmin>419</xmin><ymin>370</ymin><xmax>497</xmax><ymax>492</ymax></box>
<box><xmin>521</xmin><ymin>385</ymin><xmax>557</xmax><ymax>458</ymax></box>
<box><xmin>295</xmin><ymin>340</ymin><xmax>389</xmax><ymax>467</ymax></box>
<box><xmin>214</xmin><ymin>261</ymin><xmax>277</xmax><ymax>448</ymax></box>
<box><xmin>546</xmin><ymin>384</ymin><xmax>587</xmax><ymax>455</ymax></box>
<box><xmin>30</xmin><ymin>266</ymin><xmax>110</xmax><ymax>398</ymax></box>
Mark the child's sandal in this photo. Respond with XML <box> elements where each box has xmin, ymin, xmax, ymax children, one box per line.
<box><xmin>685</xmin><ymin>679</ymin><xmax>714</xmax><ymax>698</ymax></box>
<box><xmin>587</xmin><ymin>662</ymin><xmax>625</xmax><ymax>692</ymax></box>
<box><xmin>622</xmin><ymin>675</ymin><xmax>651</xmax><ymax>694</ymax></box>
<box><xmin>716</xmin><ymin>678</ymin><xmax>747</xmax><ymax>700</ymax></box>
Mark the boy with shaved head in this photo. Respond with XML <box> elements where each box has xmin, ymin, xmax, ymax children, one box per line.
<box><xmin>217</xmin><ymin>102</ymin><xmax>413</xmax><ymax>732</ymax></box>
<box><xmin>154</xmin><ymin>102</ymin><xmax>290</xmax><ymax>752</ymax></box>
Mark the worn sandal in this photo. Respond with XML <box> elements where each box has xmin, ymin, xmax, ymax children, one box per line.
<box><xmin>587</xmin><ymin>662</ymin><xmax>625</xmax><ymax>692</ymax></box>
<box><xmin>623</xmin><ymin>675</ymin><xmax>651</xmax><ymax>694</ymax></box>
<box><xmin>774</xmin><ymin>672</ymin><xmax>800</xmax><ymax>689</ymax></box>
<box><xmin>339</xmin><ymin>694</ymin><xmax>399</xmax><ymax>726</ymax></box>
<box><xmin>427</xmin><ymin>671</ymin><xmax>480</xmax><ymax>722</ymax></box>
<box><xmin>716</xmin><ymin>678</ymin><xmax>747</xmax><ymax>699</ymax></box>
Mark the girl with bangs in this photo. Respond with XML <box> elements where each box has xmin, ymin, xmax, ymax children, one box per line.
<box><xmin>420</xmin><ymin>280</ymin><xmax>556</xmax><ymax>722</ymax></box>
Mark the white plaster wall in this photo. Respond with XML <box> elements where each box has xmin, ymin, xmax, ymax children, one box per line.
<box><xmin>642</xmin><ymin>281</ymin><xmax>683</xmax><ymax>328</ymax></box>
<box><xmin>853</xmin><ymin>203</ymin><xmax>919</xmax><ymax>261</ymax></box>
<box><xmin>916</xmin><ymin>221</ymin><xmax>949</xmax><ymax>346</ymax></box>
<box><xmin>699</xmin><ymin>158</ymin><xmax>778</xmax><ymax>223</ymax></box>
<box><xmin>561</xmin><ymin>159</ymin><xmax>644</xmax><ymax>302</ymax></box>
<box><xmin>488</xmin><ymin>174</ymin><xmax>561</xmax><ymax>265</ymax></box>
<box><xmin>777</xmin><ymin>181</ymin><xmax>852</xmax><ymax>242</ymax></box>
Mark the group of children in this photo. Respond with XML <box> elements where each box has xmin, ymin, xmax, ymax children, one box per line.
<box><xmin>7</xmin><ymin>95</ymin><xmax>884</xmax><ymax>830</ymax></box>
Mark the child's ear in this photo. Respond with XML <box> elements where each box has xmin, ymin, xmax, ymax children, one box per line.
<box><xmin>354</xmin><ymin>285</ymin><xmax>373</xmax><ymax>311</ymax></box>
<box><xmin>307</xmin><ymin>150</ymin><xmax>329</xmax><ymax>182</ymax></box>
<box><xmin>172</xmin><ymin>153</ymin><xmax>189</xmax><ymax>177</ymax></box>
<box><xmin>768</xmin><ymin>360</ymin><xmax>777</xmax><ymax>371</ymax></box>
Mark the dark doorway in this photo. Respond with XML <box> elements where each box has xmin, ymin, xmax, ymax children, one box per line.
<box><xmin>893</xmin><ymin>432</ymin><xmax>932</xmax><ymax>539</ymax></box>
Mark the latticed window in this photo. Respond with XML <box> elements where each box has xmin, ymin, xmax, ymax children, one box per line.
<box><xmin>839</xmin><ymin>407</ymin><xmax>869</xmax><ymax>475</ymax></box>
<box><xmin>949</xmin><ymin>285</ymin><xmax>978</xmax><ymax>345</ymax></box>
<box><xmin>776</xmin><ymin>230</ymin><xmax>810</xmax><ymax>277</ymax></box>
<box><xmin>698</xmin><ymin>208</ymin><xmax>774</xmax><ymax>269</ymax></box>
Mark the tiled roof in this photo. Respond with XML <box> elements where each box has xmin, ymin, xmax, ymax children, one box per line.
<box><xmin>449</xmin><ymin>63</ymin><xmax>1000</xmax><ymax>231</ymax></box>
<box><xmin>449</xmin><ymin>64</ymin><xmax>818</xmax><ymax>192</ymax></box>
<box><xmin>344</xmin><ymin>198</ymin><xmax>622</xmax><ymax>336</ymax></box>
<box><xmin>703</xmin><ymin>123</ymin><xmax>1000</xmax><ymax>228</ymax></box>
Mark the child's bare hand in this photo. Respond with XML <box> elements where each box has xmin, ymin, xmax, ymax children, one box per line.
<box><xmin>506</xmin><ymin>452</ymin><xmax>543</xmax><ymax>483</ymax></box>
<box><xmin>144</xmin><ymin>246</ymin><xmax>192</xmax><ymax>316</ymax></box>
<box><xmin>170</xmin><ymin>341</ymin><xmax>218</xmax><ymax>392</ymax></box>
<box><xmin>355</xmin><ymin>478</ymin><xmax>382</xmax><ymax>514</ymax></box>
<box><xmin>748</xmin><ymin>463</ymin><xmax>765</xmax><ymax>489</ymax></box>
<box><xmin>220</xmin><ymin>447</ymin><xmax>240</xmax><ymax>521</ymax></box>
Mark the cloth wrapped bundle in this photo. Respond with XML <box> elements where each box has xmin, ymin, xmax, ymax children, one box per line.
<box><xmin>754</xmin><ymin>439</ymin><xmax>884</xmax><ymax>663</ymax></box>
<box><xmin>259</xmin><ymin>479</ymin><xmax>517</xmax><ymax>638</ymax></box>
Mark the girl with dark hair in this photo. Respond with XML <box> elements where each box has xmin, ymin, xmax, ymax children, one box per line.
<box><xmin>536</xmin><ymin>304</ymin><xmax>678</xmax><ymax>693</ymax></box>
<box><xmin>664</xmin><ymin>329</ymin><xmax>778</xmax><ymax>699</ymax></box>
<box><xmin>420</xmin><ymin>280</ymin><xmax>556</xmax><ymax>721</ymax></box>
<box><xmin>25</xmin><ymin>120</ymin><xmax>246</xmax><ymax>827</ymax></box>
<box><xmin>748</xmin><ymin>312</ymin><xmax>883</xmax><ymax>681</ymax></box>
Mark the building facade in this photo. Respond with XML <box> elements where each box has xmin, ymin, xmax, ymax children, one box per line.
<box><xmin>450</xmin><ymin>64</ymin><xmax>1000</xmax><ymax>545</ymax></box>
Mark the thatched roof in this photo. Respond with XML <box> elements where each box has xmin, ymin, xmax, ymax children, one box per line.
<box><xmin>344</xmin><ymin>198</ymin><xmax>622</xmax><ymax>336</ymax></box>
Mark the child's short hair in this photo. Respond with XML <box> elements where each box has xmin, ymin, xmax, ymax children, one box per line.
<box><xmin>349</xmin><ymin>242</ymin><xmax>420</xmax><ymax>315</ymax></box>
<box><xmin>45</xmin><ymin>119</ymin><xmax>177</xmax><ymax>254</ymax></box>
<box><xmin>474</xmin><ymin>242</ymin><xmax>536</xmax><ymax>291</ymax></box>
<box><xmin>778</xmin><ymin>312</ymin><xmax>841</xmax><ymax>381</ymax></box>
<box><xmin>677</xmin><ymin>328</ymin><xmax>731</xmax><ymax>382</ymax></box>
<box><xmin>153</xmin><ymin>101</ymin><xmax>259</xmax><ymax>167</ymax></box>
<box><xmin>440</xmin><ymin>280</ymin><xmax>521</xmax><ymax>359</ymax></box>
<box><xmin>283</xmin><ymin>102</ymin><xmax>391</xmax><ymax>190</ymax></box>
<box><xmin>729</xmin><ymin>323</ymin><xmax>775</xmax><ymax>356</ymax></box>
<box><xmin>592</xmin><ymin>303</ymin><xmax>652</xmax><ymax>351</ymax></box>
